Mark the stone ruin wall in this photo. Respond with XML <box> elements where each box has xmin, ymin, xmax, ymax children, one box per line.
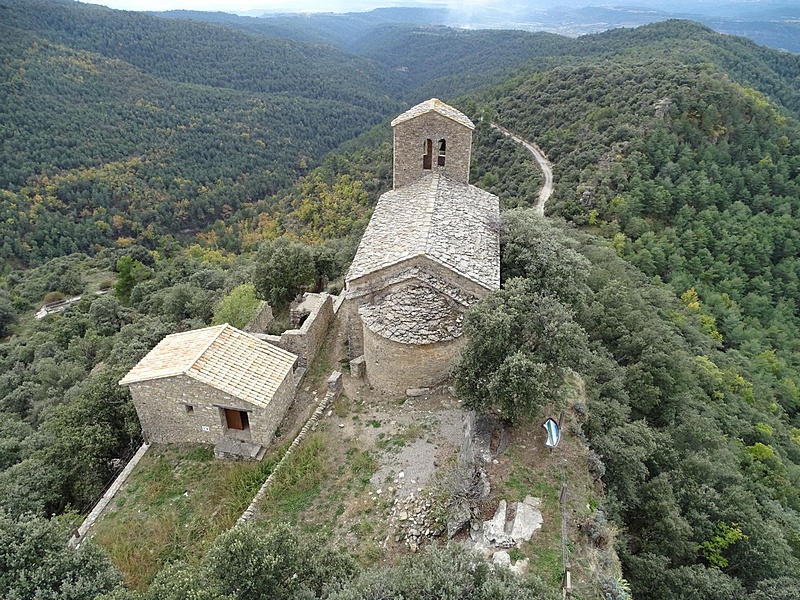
<box><xmin>393</xmin><ymin>111</ymin><xmax>473</xmax><ymax>190</ymax></box>
<box><xmin>243</xmin><ymin>301</ymin><xmax>274</xmax><ymax>334</ymax></box>
<box><xmin>261</xmin><ymin>293</ymin><xmax>335</xmax><ymax>368</ymax></box>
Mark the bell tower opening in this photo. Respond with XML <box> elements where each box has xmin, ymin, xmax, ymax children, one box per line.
<box><xmin>437</xmin><ymin>139</ymin><xmax>446</xmax><ymax>167</ymax></box>
<box><xmin>423</xmin><ymin>139</ymin><xmax>433</xmax><ymax>170</ymax></box>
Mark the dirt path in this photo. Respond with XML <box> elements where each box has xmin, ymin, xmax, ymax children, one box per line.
<box><xmin>491</xmin><ymin>123</ymin><xmax>553</xmax><ymax>216</ymax></box>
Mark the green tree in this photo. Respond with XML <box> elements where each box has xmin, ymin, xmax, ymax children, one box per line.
<box><xmin>113</xmin><ymin>256</ymin><xmax>150</xmax><ymax>305</ymax></box>
<box><xmin>205</xmin><ymin>522</ymin><xmax>357</xmax><ymax>600</ymax></box>
<box><xmin>212</xmin><ymin>283</ymin><xmax>261</xmax><ymax>329</ymax></box>
<box><xmin>0</xmin><ymin>510</ymin><xmax>124</xmax><ymax>599</ymax></box>
<box><xmin>89</xmin><ymin>294</ymin><xmax>123</xmax><ymax>336</ymax></box>
<box><xmin>144</xmin><ymin>562</ymin><xmax>227</xmax><ymax>600</ymax></box>
<box><xmin>454</xmin><ymin>278</ymin><xmax>589</xmax><ymax>423</ymax></box>
<box><xmin>253</xmin><ymin>238</ymin><xmax>315</xmax><ymax>309</ymax></box>
<box><xmin>0</xmin><ymin>295</ymin><xmax>16</xmax><ymax>338</ymax></box>
<box><xmin>330</xmin><ymin>544</ymin><xmax>555</xmax><ymax>600</ymax></box>
<box><xmin>500</xmin><ymin>209</ymin><xmax>590</xmax><ymax>305</ymax></box>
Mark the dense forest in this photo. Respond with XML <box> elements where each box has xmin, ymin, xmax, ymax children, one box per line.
<box><xmin>2</xmin><ymin>1</ymin><xmax>800</xmax><ymax>598</ymax></box>
<box><xmin>0</xmin><ymin>0</ymin><xmax>403</xmax><ymax>267</ymax></box>
<box><xmin>463</xmin><ymin>57</ymin><xmax>800</xmax><ymax>596</ymax></box>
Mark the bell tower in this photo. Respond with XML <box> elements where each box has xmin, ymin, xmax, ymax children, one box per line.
<box><xmin>390</xmin><ymin>98</ymin><xmax>475</xmax><ymax>190</ymax></box>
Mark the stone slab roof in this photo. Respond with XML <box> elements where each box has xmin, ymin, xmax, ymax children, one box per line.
<box><xmin>119</xmin><ymin>324</ymin><xmax>297</xmax><ymax>408</ymax></box>
<box><xmin>346</xmin><ymin>172</ymin><xmax>500</xmax><ymax>290</ymax></box>
<box><xmin>359</xmin><ymin>284</ymin><xmax>465</xmax><ymax>345</ymax></box>
<box><xmin>391</xmin><ymin>98</ymin><xmax>475</xmax><ymax>130</ymax></box>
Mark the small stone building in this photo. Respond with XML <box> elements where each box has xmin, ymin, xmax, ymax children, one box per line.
<box><xmin>345</xmin><ymin>99</ymin><xmax>500</xmax><ymax>393</ymax></box>
<box><xmin>119</xmin><ymin>324</ymin><xmax>298</xmax><ymax>457</ymax></box>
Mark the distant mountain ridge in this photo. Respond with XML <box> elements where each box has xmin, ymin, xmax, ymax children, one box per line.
<box><xmin>151</xmin><ymin>2</ymin><xmax>800</xmax><ymax>54</ymax></box>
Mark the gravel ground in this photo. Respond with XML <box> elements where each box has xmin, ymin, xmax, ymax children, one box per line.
<box><xmin>337</xmin><ymin>377</ymin><xmax>467</xmax><ymax>493</ymax></box>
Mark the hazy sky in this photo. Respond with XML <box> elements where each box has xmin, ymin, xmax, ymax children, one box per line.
<box><xmin>89</xmin><ymin>0</ymin><xmax>481</xmax><ymax>14</ymax></box>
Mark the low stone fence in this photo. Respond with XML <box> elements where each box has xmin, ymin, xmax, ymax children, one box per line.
<box><xmin>238</xmin><ymin>371</ymin><xmax>343</xmax><ymax>524</ymax></box>
<box><xmin>69</xmin><ymin>442</ymin><xmax>151</xmax><ymax>548</ymax></box>
<box><xmin>257</xmin><ymin>293</ymin><xmax>336</xmax><ymax>367</ymax></box>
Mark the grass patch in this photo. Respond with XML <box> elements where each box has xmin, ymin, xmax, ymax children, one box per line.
<box><xmin>376</xmin><ymin>422</ymin><xmax>425</xmax><ymax>450</ymax></box>
<box><xmin>90</xmin><ymin>444</ymin><xmax>276</xmax><ymax>590</ymax></box>
<box><xmin>257</xmin><ymin>432</ymin><xmax>329</xmax><ymax>524</ymax></box>
<box><xmin>527</xmin><ymin>540</ymin><xmax>564</xmax><ymax>585</ymax></box>
<box><xmin>333</xmin><ymin>395</ymin><xmax>351</xmax><ymax>418</ymax></box>
<box><xmin>347</xmin><ymin>447</ymin><xmax>378</xmax><ymax>486</ymax></box>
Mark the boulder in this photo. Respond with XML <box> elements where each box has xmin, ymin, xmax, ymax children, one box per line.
<box><xmin>446</xmin><ymin>499</ymin><xmax>472</xmax><ymax>538</ymax></box>
<box><xmin>510</xmin><ymin>496</ymin><xmax>543</xmax><ymax>544</ymax></box>
<box><xmin>406</xmin><ymin>387</ymin><xmax>430</xmax><ymax>397</ymax></box>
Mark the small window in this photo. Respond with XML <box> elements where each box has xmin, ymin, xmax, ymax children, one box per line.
<box><xmin>437</xmin><ymin>139</ymin><xmax>446</xmax><ymax>167</ymax></box>
<box><xmin>185</xmin><ymin>404</ymin><xmax>195</xmax><ymax>414</ymax></box>
<box><xmin>423</xmin><ymin>139</ymin><xmax>433</xmax><ymax>170</ymax></box>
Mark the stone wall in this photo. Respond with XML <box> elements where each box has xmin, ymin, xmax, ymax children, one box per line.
<box><xmin>243</xmin><ymin>301</ymin><xmax>274</xmax><ymax>334</ymax></box>
<box><xmin>239</xmin><ymin>372</ymin><xmax>343</xmax><ymax>524</ymax></box>
<box><xmin>129</xmin><ymin>372</ymin><xmax>295</xmax><ymax>447</ymax></box>
<box><xmin>362</xmin><ymin>324</ymin><xmax>466</xmax><ymax>393</ymax></box>
<box><xmin>69</xmin><ymin>442</ymin><xmax>151</xmax><ymax>549</ymax></box>
<box><xmin>260</xmin><ymin>293</ymin><xmax>334</xmax><ymax>367</ymax></box>
<box><xmin>393</xmin><ymin>111</ymin><xmax>473</xmax><ymax>189</ymax></box>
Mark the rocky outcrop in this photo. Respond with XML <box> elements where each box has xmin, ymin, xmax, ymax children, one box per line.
<box><xmin>469</xmin><ymin>495</ymin><xmax>543</xmax><ymax>554</ymax></box>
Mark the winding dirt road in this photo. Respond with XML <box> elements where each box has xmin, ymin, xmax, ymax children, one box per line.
<box><xmin>491</xmin><ymin>123</ymin><xmax>553</xmax><ymax>216</ymax></box>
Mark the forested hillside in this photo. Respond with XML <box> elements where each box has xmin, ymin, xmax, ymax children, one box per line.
<box><xmin>466</xmin><ymin>56</ymin><xmax>800</xmax><ymax>597</ymax></box>
<box><xmin>354</xmin><ymin>20</ymin><xmax>800</xmax><ymax>117</ymax></box>
<box><xmin>0</xmin><ymin>0</ymin><xmax>405</xmax><ymax>268</ymax></box>
<box><xmin>2</xmin><ymin>4</ymin><xmax>800</xmax><ymax>598</ymax></box>
<box><xmin>1</xmin><ymin>0</ymin><xmax>400</xmax><ymax>106</ymax></box>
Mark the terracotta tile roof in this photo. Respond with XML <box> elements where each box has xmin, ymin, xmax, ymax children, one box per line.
<box><xmin>119</xmin><ymin>324</ymin><xmax>297</xmax><ymax>408</ymax></box>
<box><xmin>346</xmin><ymin>172</ymin><xmax>500</xmax><ymax>291</ymax></box>
<box><xmin>391</xmin><ymin>98</ymin><xmax>475</xmax><ymax>130</ymax></box>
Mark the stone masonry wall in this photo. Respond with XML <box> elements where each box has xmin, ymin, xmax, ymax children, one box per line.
<box><xmin>347</xmin><ymin>255</ymin><xmax>490</xmax><ymax>302</ymax></box>
<box><xmin>393</xmin><ymin>112</ymin><xmax>473</xmax><ymax>189</ymax></box>
<box><xmin>362</xmin><ymin>324</ymin><xmax>466</xmax><ymax>393</ymax></box>
<box><xmin>261</xmin><ymin>293</ymin><xmax>334</xmax><ymax>367</ymax></box>
<box><xmin>243</xmin><ymin>301</ymin><xmax>274</xmax><ymax>334</ymax></box>
<box><xmin>129</xmin><ymin>372</ymin><xmax>294</xmax><ymax>447</ymax></box>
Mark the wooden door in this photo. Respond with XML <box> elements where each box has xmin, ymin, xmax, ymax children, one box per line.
<box><xmin>225</xmin><ymin>408</ymin><xmax>243</xmax><ymax>430</ymax></box>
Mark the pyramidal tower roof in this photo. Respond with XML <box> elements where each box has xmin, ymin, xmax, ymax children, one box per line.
<box><xmin>391</xmin><ymin>98</ymin><xmax>475</xmax><ymax>130</ymax></box>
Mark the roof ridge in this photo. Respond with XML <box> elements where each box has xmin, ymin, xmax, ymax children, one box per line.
<box><xmin>421</xmin><ymin>172</ymin><xmax>440</xmax><ymax>257</ymax></box>
<box><xmin>390</xmin><ymin>98</ymin><xmax>474</xmax><ymax>130</ymax></box>
<box><xmin>186</xmin><ymin>323</ymin><xmax>229</xmax><ymax>374</ymax></box>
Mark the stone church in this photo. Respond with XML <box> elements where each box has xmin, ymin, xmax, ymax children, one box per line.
<box><xmin>345</xmin><ymin>98</ymin><xmax>500</xmax><ymax>393</ymax></box>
